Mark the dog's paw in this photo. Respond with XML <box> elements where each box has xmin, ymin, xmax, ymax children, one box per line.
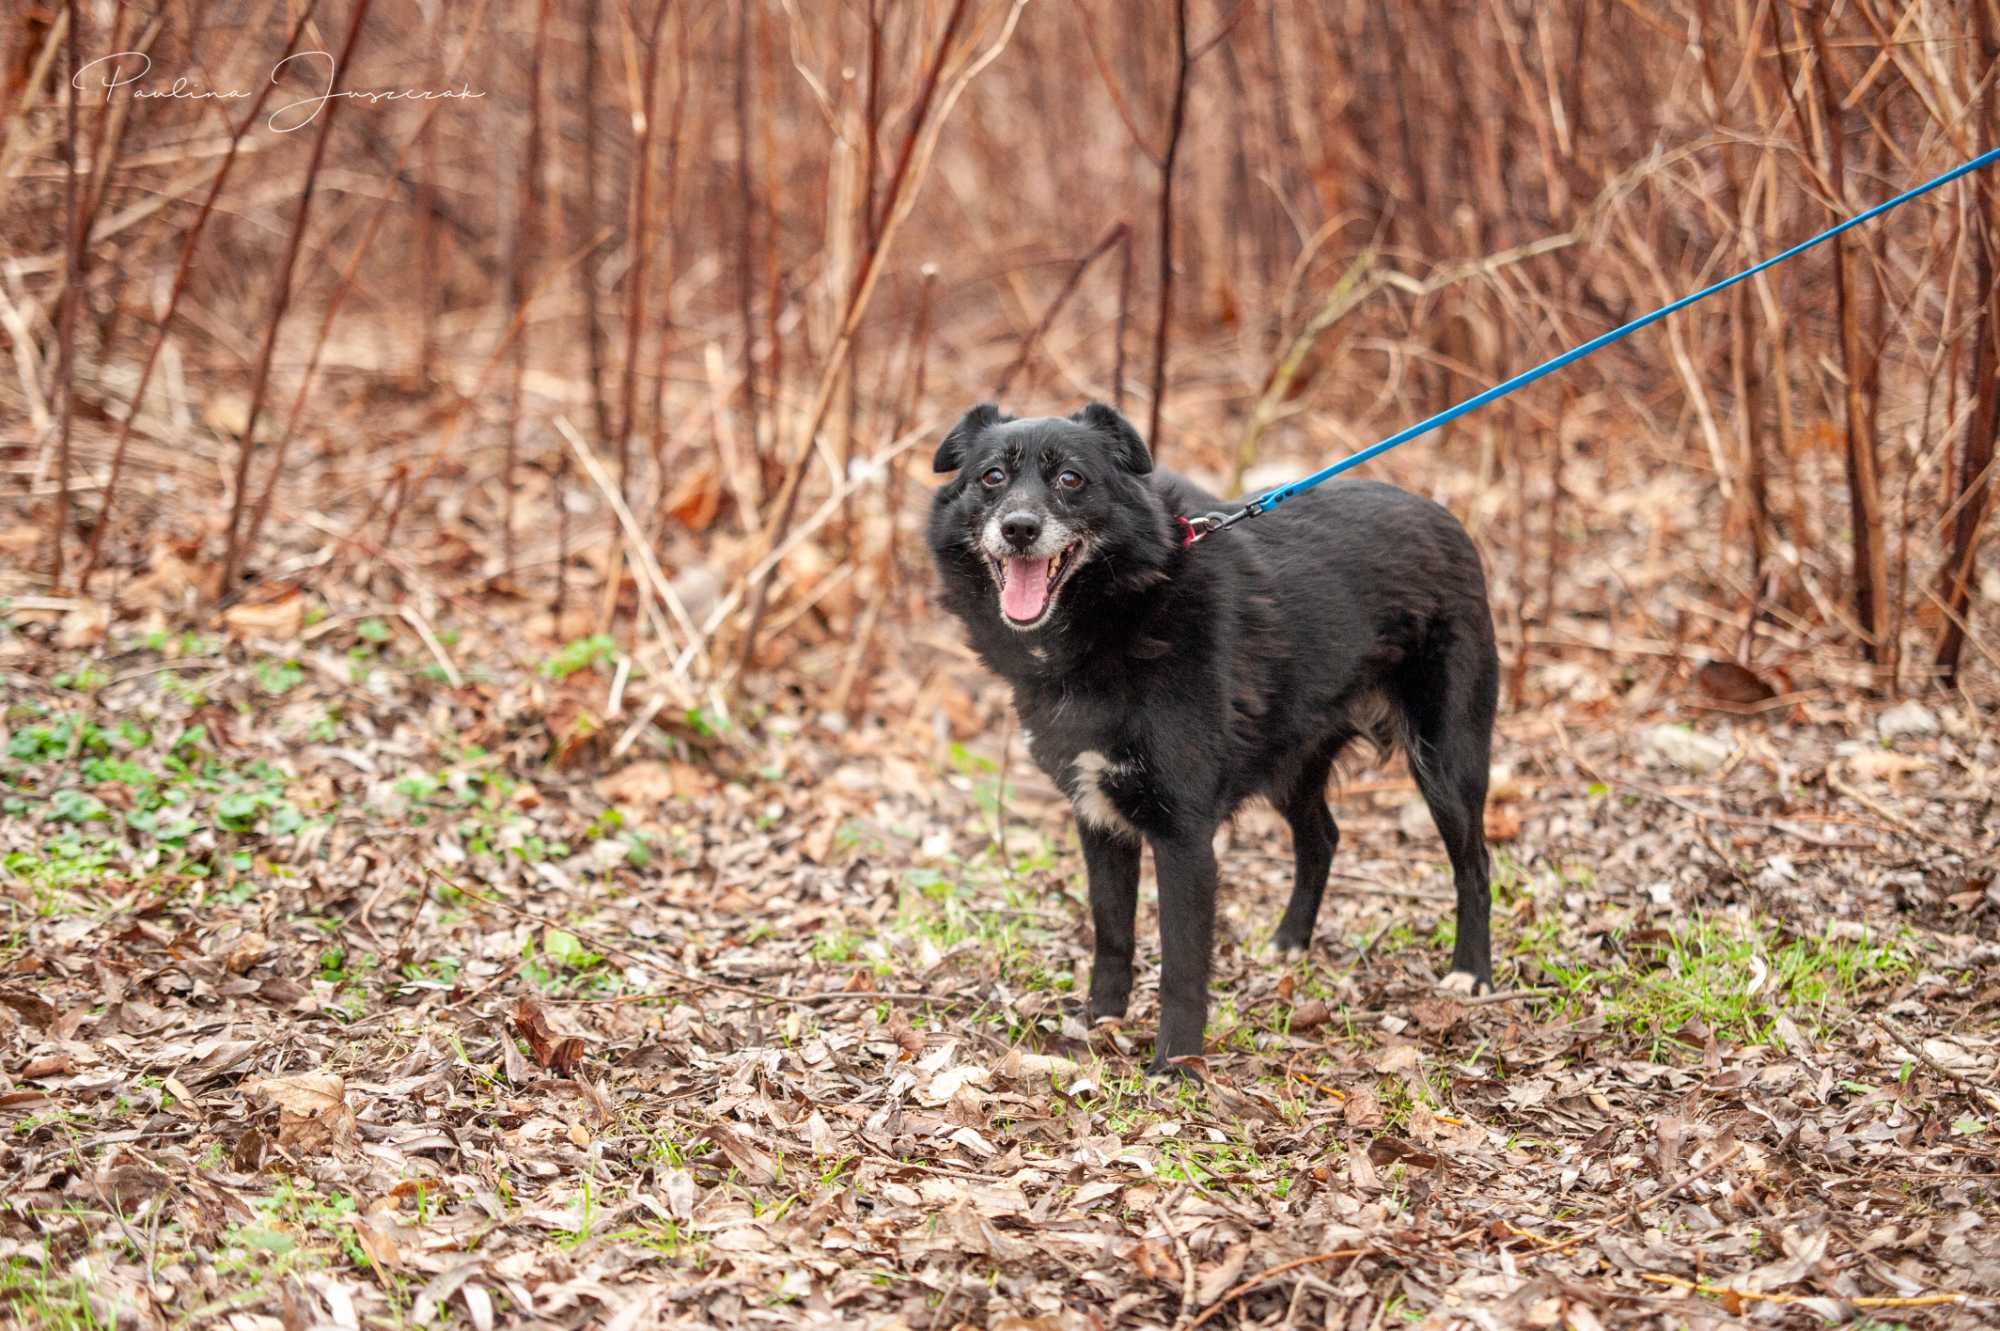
<box><xmin>1270</xmin><ymin>931</ymin><xmax>1312</xmax><ymax>958</ymax></box>
<box><xmin>1145</xmin><ymin>1054</ymin><xmax>1206</xmax><ymax>1084</ymax></box>
<box><xmin>1438</xmin><ymin>969</ymin><xmax>1492</xmax><ymax>997</ymax></box>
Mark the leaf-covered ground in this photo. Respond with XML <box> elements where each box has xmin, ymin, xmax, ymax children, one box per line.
<box><xmin>1</xmin><ymin>601</ymin><xmax>1997</xmax><ymax>1330</ymax></box>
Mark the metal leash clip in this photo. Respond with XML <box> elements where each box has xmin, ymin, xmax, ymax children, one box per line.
<box><xmin>1175</xmin><ymin>509</ymin><xmax>1248</xmax><ymax>548</ymax></box>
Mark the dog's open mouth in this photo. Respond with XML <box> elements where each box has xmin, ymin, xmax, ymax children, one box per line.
<box><xmin>990</xmin><ymin>542</ymin><xmax>1082</xmax><ymax>625</ymax></box>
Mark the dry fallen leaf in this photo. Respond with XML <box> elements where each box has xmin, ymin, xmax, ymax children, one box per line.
<box><xmin>1411</xmin><ymin>997</ymin><xmax>1465</xmax><ymax>1033</ymax></box>
<box><xmin>543</xmin><ymin>689</ymin><xmax>606</xmax><ymax>770</ymax></box>
<box><xmin>509</xmin><ymin>996</ymin><xmax>587</xmax><ymax>1077</ymax></box>
<box><xmin>244</xmin><ymin>1072</ymin><xmax>357</xmax><ymax>1152</ymax></box>
<box><xmin>664</xmin><ymin>464</ymin><xmax>724</xmax><ymax>532</ymax></box>
<box><xmin>886</xmin><ymin>1009</ymin><xmax>925</xmax><ymax>1060</ymax></box>
<box><xmin>1130</xmin><ymin>1238</ymin><xmax>1182</xmax><ymax>1285</ymax></box>
<box><xmin>221</xmin><ymin>931</ymin><xmax>268</xmax><ymax>974</ymax></box>
<box><xmin>1342</xmin><ymin>1085</ymin><xmax>1385</xmax><ymax>1129</ymax></box>
<box><xmin>1695</xmin><ymin>659</ymin><xmax>1778</xmax><ymax>705</ymax></box>
<box><xmin>1288</xmin><ymin>1000</ymin><xmax>1332</xmax><ymax>1032</ymax></box>
<box><xmin>940</xmin><ymin>1200</ymin><xmax>1031</xmax><ymax>1262</ymax></box>
<box><xmin>1195</xmin><ymin>1244</ymin><xmax>1251</xmax><ymax>1303</ymax></box>
<box><xmin>920</xmin><ymin>1063</ymin><xmax>991</xmax><ymax>1107</ymax></box>
<box><xmin>703</xmin><ymin>1123</ymin><xmax>777</xmax><ymax>1185</ymax></box>
<box><xmin>1844</xmin><ymin>749</ymin><xmax>1929</xmax><ymax>783</ymax></box>
<box><xmin>354</xmin><ymin>1212</ymin><xmax>405</xmax><ymax>1271</ymax></box>
<box><xmin>594</xmin><ymin>761</ymin><xmax>678</xmax><ymax>806</ymax></box>
<box><xmin>0</xmin><ymin>986</ymin><xmax>59</xmax><ymax>1029</ymax></box>
<box><xmin>56</xmin><ymin>603</ymin><xmax>108</xmax><ymax>649</ymax></box>
<box><xmin>220</xmin><ymin>592</ymin><xmax>305</xmax><ymax>641</ymax></box>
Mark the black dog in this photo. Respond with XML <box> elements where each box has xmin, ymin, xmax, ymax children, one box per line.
<box><xmin>928</xmin><ymin>402</ymin><xmax>1500</xmax><ymax>1074</ymax></box>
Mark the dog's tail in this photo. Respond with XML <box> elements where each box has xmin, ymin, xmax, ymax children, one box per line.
<box><xmin>1343</xmin><ymin>688</ymin><xmax>1408</xmax><ymax>765</ymax></box>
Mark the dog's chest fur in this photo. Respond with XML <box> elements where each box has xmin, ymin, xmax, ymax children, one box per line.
<box><xmin>1009</xmin><ymin>598</ymin><xmax>1287</xmax><ymax>843</ymax></box>
<box><xmin>1018</xmin><ymin>689</ymin><xmax>1173</xmax><ymax>843</ymax></box>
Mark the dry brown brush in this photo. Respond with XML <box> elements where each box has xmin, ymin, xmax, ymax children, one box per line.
<box><xmin>1</xmin><ymin>0</ymin><xmax>1996</xmax><ymax>712</ymax></box>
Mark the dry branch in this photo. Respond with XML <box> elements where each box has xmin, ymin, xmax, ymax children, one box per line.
<box><xmin>1146</xmin><ymin>0</ymin><xmax>1193</xmax><ymax>452</ymax></box>
<box><xmin>733</xmin><ymin>0</ymin><xmax>1023</xmax><ymax>679</ymax></box>
<box><xmin>217</xmin><ymin>0</ymin><xmax>376</xmax><ymax>596</ymax></box>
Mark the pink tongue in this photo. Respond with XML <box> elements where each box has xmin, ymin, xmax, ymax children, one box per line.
<box><xmin>1002</xmin><ymin>557</ymin><xmax>1051</xmax><ymax>622</ymax></box>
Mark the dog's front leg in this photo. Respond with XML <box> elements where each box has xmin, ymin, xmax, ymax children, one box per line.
<box><xmin>1149</xmin><ymin>826</ymin><xmax>1218</xmax><ymax>1076</ymax></box>
<box><xmin>1080</xmin><ymin>822</ymin><xmax>1140</xmax><ymax>1022</ymax></box>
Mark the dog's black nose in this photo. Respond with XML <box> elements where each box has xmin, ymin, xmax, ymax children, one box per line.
<box><xmin>1000</xmin><ymin>512</ymin><xmax>1042</xmax><ymax>549</ymax></box>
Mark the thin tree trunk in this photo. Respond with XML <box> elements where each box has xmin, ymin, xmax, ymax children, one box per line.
<box><xmin>1808</xmin><ymin>11</ymin><xmax>1888</xmax><ymax>668</ymax></box>
<box><xmin>1146</xmin><ymin>0</ymin><xmax>1190</xmax><ymax>453</ymax></box>
<box><xmin>616</xmin><ymin>1</ymin><xmax>669</xmax><ymax>493</ymax></box>
<box><xmin>1936</xmin><ymin>0</ymin><xmax>2000</xmax><ymax>684</ymax></box>
<box><xmin>50</xmin><ymin>0</ymin><xmax>79</xmax><ymax>587</ymax></box>
<box><xmin>735</xmin><ymin>0</ymin><xmax>761</xmax><ymax>463</ymax></box>
<box><xmin>580</xmin><ymin>0</ymin><xmax>610</xmax><ymax>445</ymax></box>
<box><xmin>218</xmin><ymin>0</ymin><xmax>375</xmax><ymax>595</ymax></box>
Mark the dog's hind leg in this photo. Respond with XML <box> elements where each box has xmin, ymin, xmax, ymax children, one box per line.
<box><xmin>1081</xmin><ymin>822</ymin><xmax>1141</xmax><ymax>1023</ymax></box>
<box><xmin>1272</xmin><ymin>746</ymin><xmax>1340</xmax><ymax>954</ymax></box>
<box><xmin>1400</xmin><ymin>638</ymin><xmax>1500</xmax><ymax>992</ymax></box>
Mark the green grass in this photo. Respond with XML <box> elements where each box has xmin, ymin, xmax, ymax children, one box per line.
<box><xmin>1095</xmin><ymin>1063</ymin><xmax>1206</xmax><ymax>1133</ymax></box>
<box><xmin>1</xmin><ymin>1179</ymin><xmax>400</xmax><ymax>1330</ymax></box>
<box><xmin>1154</xmin><ymin>1134</ymin><xmax>1283</xmax><ymax>1192</ymax></box>
<box><xmin>194</xmin><ymin>1180</ymin><xmax>395</xmax><ymax>1318</ymax></box>
<box><xmin>1515</xmin><ymin>914</ymin><xmax>1913</xmax><ymax>1056</ymax></box>
<box><xmin>1378</xmin><ymin>1058</ymin><xmax>1455</xmax><ymax>1129</ymax></box>
<box><xmin>811</xmin><ymin>929</ymin><xmax>865</xmax><ymax>964</ymax></box>
<box><xmin>540</xmin><ymin>634</ymin><xmax>617</xmax><ymax>681</ymax></box>
<box><xmin>599</xmin><ymin>1217</ymin><xmax>706</xmax><ymax>1261</ymax></box>
<box><xmin>0</xmin><ymin>1253</ymin><xmax>114</xmax><ymax>1330</ymax></box>
<box><xmin>522</xmin><ymin>924</ymin><xmax>617</xmax><ymax>995</ymax></box>
<box><xmin>891</xmin><ymin>870</ymin><xmax>1073</xmax><ymax>995</ymax></box>
<box><xmin>251</xmin><ymin>658</ymin><xmax>304</xmax><ymax>696</ymax></box>
<box><xmin>1</xmin><ymin>709</ymin><xmax>314</xmax><ymax>915</ymax></box>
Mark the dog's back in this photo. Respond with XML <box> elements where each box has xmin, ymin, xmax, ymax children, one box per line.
<box><xmin>1145</xmin><ymin>472</ymin><xmax>1497</xmax><ymax>810</ymax></box>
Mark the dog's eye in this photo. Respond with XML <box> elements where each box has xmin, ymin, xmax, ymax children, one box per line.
<box><xmin>1056</xmin><ymin>469</ymin><xmax>1085</xmax><ymax>492</ymax></box>
<box><xmin>980</xmin><ymin>467</ymin><xmax>1007</xmax><ymax>489</ymax></box>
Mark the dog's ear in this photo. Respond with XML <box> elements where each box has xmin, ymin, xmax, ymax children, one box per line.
<box><xmin>1072</xmin><ymin>401</ymin><xmax>1153</xmax><ymax>475</ymax></box>
<box><xmin>934</xmin><ymin>403</ymin><xmax>1004</xmax><ymax>474</ymax></box>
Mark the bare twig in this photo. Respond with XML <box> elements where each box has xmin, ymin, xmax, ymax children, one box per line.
<box><xmin>994</xmin><ymin>220</ymin><xmax>1130</xmax><ymax>397</ymax></box>
<box><xmin>733</xmin><ymin>0</ymin><xmax>1023</xmax><ymax>679</ymax></box>
<box><xmin>579</xmin><ymin>0</ymin><xmax>610</xmax><ymax>448</ymax></box>
<box><xmin>614</xmin><ymin>0</ymin><xmax>671</xmax><ymax>490</ymax></box>
<box><xmin>1638</xmin><ymin>1273</ymin><xmax>1969</xmax><ymax>1311</ymax></box>
<box><xmin>217</xmin><ymin>0</ymin><xmax>375</xmax><ymax>596</ymax></box>
<box><xmin>1189</xmin><ymin>1250</ymin><xmax>1367</xmax><ymax>1328</ymax></box>
<box><xmin>552</xmin><ymin>415</ymin><xmax>706</xmax><ymax>698</ymax></box>
<box><xmin>51</xmin><ymin>0</ymin><xmax>80</xmax><ymax>588</ymax></box>
<box><xmin>1146</xmin><ymin>0</ymin><xmax>1193</xmax><ymax>452</ymax></box>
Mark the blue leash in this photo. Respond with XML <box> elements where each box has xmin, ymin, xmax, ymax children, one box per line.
<box><xmin>1183</xmin><ymin>145</ymin><xmax>2000</xmax><ymax>543</ymax></box>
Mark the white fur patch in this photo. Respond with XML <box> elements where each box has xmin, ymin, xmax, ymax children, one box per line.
<box><xmin>981</xmin><ymin>511</ymin><xmax>1079</xmax><ymax>562</ymax></box>
<box><xmin>1071</xmin><ymin>750</ymin><xmax>1138</xmax><ymax>841</ymax></box>
<box><xmin>981</xmin><ymin>513</ymin><xmax>1010</xmax><ymax>557</ymax></box>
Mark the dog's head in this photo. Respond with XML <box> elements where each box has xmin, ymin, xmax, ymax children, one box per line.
<box><xmin>927</xmin><ymin>402</ymin><xmax>1166</xmax><ymax>632</ymax></box>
